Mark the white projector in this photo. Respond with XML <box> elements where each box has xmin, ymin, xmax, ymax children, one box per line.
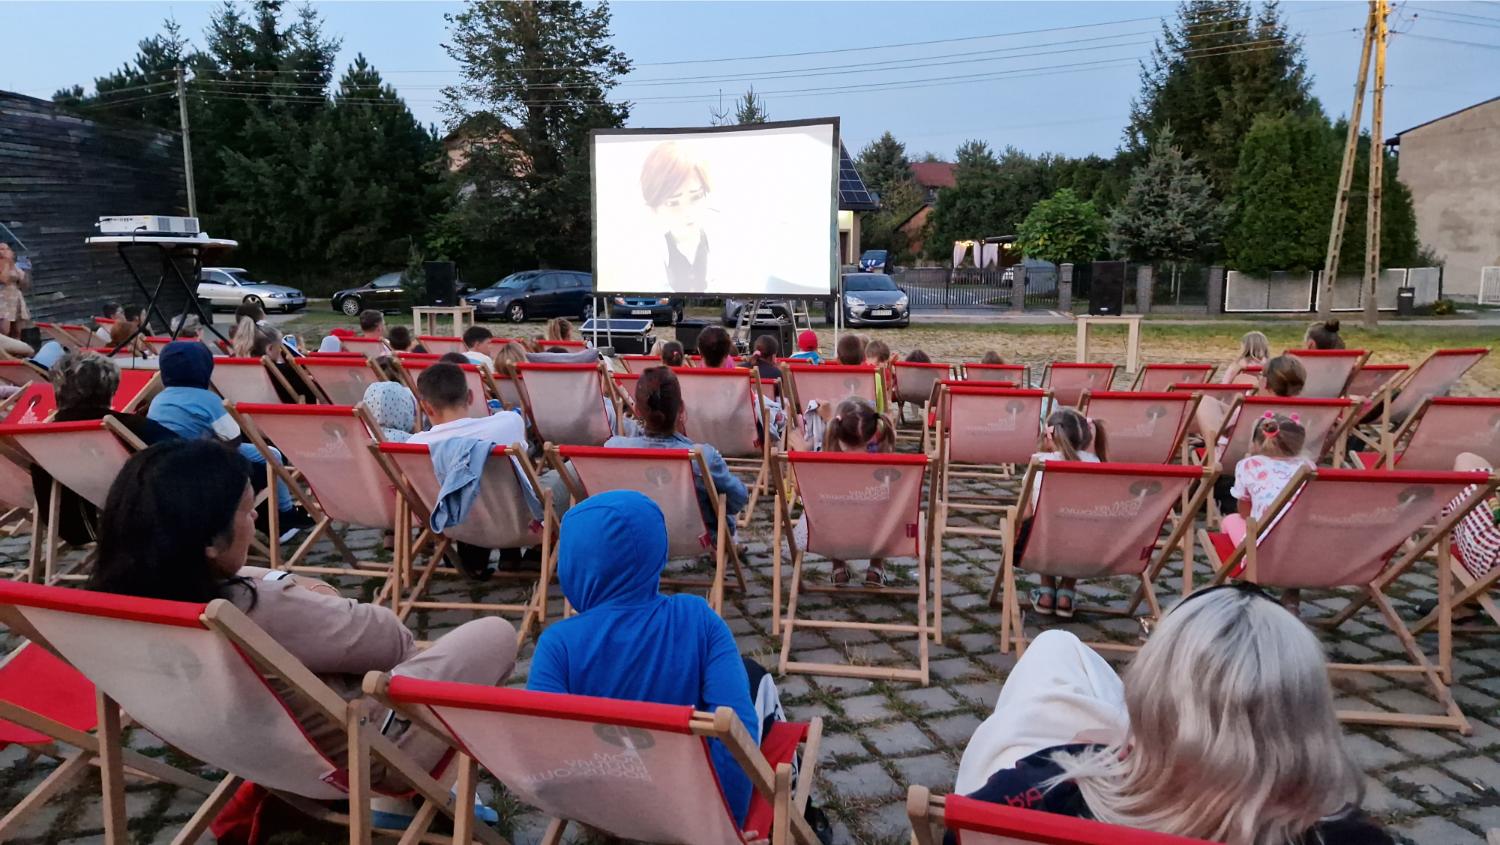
<box><xmin>97</xmin><ymin>216</ymin><xmax>201</xmax><ymax>236</ymax></box>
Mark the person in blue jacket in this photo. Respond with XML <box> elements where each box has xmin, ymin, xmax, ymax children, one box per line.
<box><xmin>526</xmin><ymin>490</ymin><xmax>772</xmax><ymax>826</ymax></box>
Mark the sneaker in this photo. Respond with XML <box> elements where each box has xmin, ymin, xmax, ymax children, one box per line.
<box><xmin>276</xmin><ymin>507</ymin><xmax>316</xmax><ymax>543</ymax></box>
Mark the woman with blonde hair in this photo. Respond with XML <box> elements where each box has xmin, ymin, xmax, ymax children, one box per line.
<box><xmin>1221</xmin><ymin>330</ymin><xmax>1269</xmax><ymax>384</ymax></box>
<box><xmin>955</xmin><ymin>587</ymin><xmax>1388</xmax><ymax>845</ymax></box>
<box><xmin>0</xmin><ymin>242</ymin><xmax>30</xmax><ymax>340</ymax></box>
<box><xmin>544</xmin><ymin>317</ymin><xmax>576</xmax><ymax>343</ymax></box>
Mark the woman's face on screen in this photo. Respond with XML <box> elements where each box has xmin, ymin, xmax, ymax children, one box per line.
<box><xmin>655</xmin><ymin>175</ymin><xmax>709</xmax><ymax>243</ymax></box>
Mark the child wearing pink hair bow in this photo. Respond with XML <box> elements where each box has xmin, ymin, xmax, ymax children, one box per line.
<box><xmin>1224</xmin><ymin>411</ymin><xmax>1312</xmax><ymax>612</ymax></box>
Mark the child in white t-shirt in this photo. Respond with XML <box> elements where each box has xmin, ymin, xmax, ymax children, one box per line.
<box><xmin>1024</xmin><ymin>408</ymin><xmax>1107</xmax><ymax>619</ymax></box>
<box><xmin>1223</xmin><ymin>412</ymin><xmax>1312</xmax><ymax>611</ymax></box>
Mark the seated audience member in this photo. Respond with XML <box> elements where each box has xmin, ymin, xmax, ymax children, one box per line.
<box><xmin>835</xmin><ymin>333</ymin><xmax>866</xmax><ymax>366</ymax></box>
<box><xmin>437</xmin><ymin>351</ymin><xmax>471</xmax><ymax>366</ymax></box>
<box><xmin>30</xmin><ymin>352</ymin><xmax>177</xmax><ymax>546</ymax></box>
<box><xmin>1197</xmin><ymin>354</ymin><xmax>1306</xmax><ymax>516</ymax></box>
<box><xmin>739</xmin><ymin>334</ymin><xmax>782</xmax><ymax>393</ymax></box>
<box><xmin>106</xmin><ymin>315</ymin><xmax>150</xmax><ymax>358</ymax></box>
<box><xmin>94</xmin><ymin>302</ymin><xmax>122</xmax><ymax>344</ymax></box>
<box><xmin>1023</xmin><ymin>408</ymin><xmax>1107</xmax><ymax>618</ymax></box>
<box><xmin>1223</xmin><ymin>330</ymin><xmax>1270</xmax><ymax>384</ymax></box>
<box><xmin>387</xmin><ymin>325</ymin><xmax>419</xmax><ymax>353</ymax></box>
<box><xmin>27</xmin><ymin>341</ymin><xmax>65</xmax><ymax>371</ymax></box>
<box><xmin>696</xmin><ymin>325</ymin><xmax>735</xmax><ymax>368</ymax></box>
<box><xmin>791</xmin><ymin>330</ymin><xmax>822</xmax><ymax>364</ymax></box>
<box><xmin>1306</xmin><ymin>318</ymin><xmax>1346</xmax><ymax>350</ymax></box>
<box><xmin>235</xmin><ymin>300</ymin><xmax>268</xmax><ymax>328</ymax></box>
<box><xmin>658</xmin><ymin>339</ymin><xmax>686</xmax><ymax>368</ymax></box>
<box><xmin>170</xmin><ymin>314</ymin><xmax>203</xmax><ymax>339</ymax></box>
<box><xmin>545</xmin><ymin>317</ymin><xmax>576</xmax><ymax>343</ymax></box>
<box><xmin>953</xmin><ymin>589</ymin><xmax>1389</xmax><ymax>845</ymax></box>
<box><xmin>793</xmin><ymin>397</ymin><xmax>896</xmax><ymax>587</ymax></box>
<box><xmin>1223</xmin><ymin>413</ymin><xmax>1312</xmax><ymax>614</ymax></box>
<box><xmin>363</xmin><ymin>380</ymin><xmax>418</xmax><ymax>443</ymax></box>
<box><xmin>147</xmin><ymin>341</ymin><xmax>313</xmax><ymax>538</ymax></box>
<box><xmin>906</xmin><ymin>349</ymin><xmax>933</xmax><ymax>364</ymax></box>
<box><xmin>359</xmin><ymin>309</ymin><xmax>388</xmax><ymax>343</ymax></box>
<box><xmin>491</xmin><ymin>341</ymin><xmax>527</xmax><ymax>374</ymax></box>
<box><xmin>461</xmin><ymin>326</ymin><xmax>494</xmax><ymax>370</ymax></box>
<box><xmin>249</xmin><ymin>322</ymin><xmax>319</xmax><ymax>404</ymax></box>
<box><xmin>606</xmin><ymin>367</ymin><xmax>748</xmax><ymax>532</ymax></box>
<box><xmin>87</xmin><ymin>439</ymin><xmax>517</xmax><ymax>823</ymax></box>
<box><xmin>980</xmin><ymin>350</ymin><xmax>1004</xmax><ymax>365</ymax></box>
<box><xmin>865</xmin><ymin>339</ymin><xmax>891</xmax><ymax>367</ymax></box>
<box><xmin>527</xmin><ymin>491</ymin><xmax>785</xmax><ymax>828</ymax></box>
<box><xmin>1433</xmin><ymin>452</ymin><xmax>1500</xmax><ymax>619</ymax></box>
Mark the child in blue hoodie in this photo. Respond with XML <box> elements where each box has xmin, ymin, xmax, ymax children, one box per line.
<box><xmin>527</xmin><ymin>491</ymin><xmax>774</xmax><ymax>826</ymax></box>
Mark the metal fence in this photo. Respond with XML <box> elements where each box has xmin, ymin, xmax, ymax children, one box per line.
<box><xmin>1225</xmin><ymin>268</ymin><xmax>1437</xmax><ymax>313</ymax></box>
<box><xmin>894</xmin><ymin>265</ymin><xmax>1060</xmax><ymax>310</ymax></box>
<box><xmin>1224</xmin><ymin>271</ymin><xmax>1317</xmax><ymax>313</ymax></box>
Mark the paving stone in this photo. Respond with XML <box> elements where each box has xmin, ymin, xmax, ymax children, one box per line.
<box><xmin>1344</xmin><ymin>733</ymin><xmax>1408</xmax><ymax>769</ymax></box>
<box><xmin>818</xmin><ymin>731</ymin><xmax>869</xmax><ymax>762</ymax></box>
<box><xmin>928</xmin><ymin>657</ymin><xmax>976</xmax><ymax>682</ymax></box>
<box><xmin>1361</xmin><ymin>776</ymin><xmax>1421</xmax><ymax>816</ymax></box>
<box><xmin>841</xmin><ymin>693</ymin><xmax>892</xmax><ymax>723</ymax></box>
<box><xmin>866</xmin><ymin>797</ymin><xmax>918</xmax><ymax>840</ymax></box>
<box><xmin>927</xmin><ymin>713</ymin><xmax>982</xmax><ymax>746</ymax></box>
<box><xmin>899</xmin><ymin>685</ymin><xmax>961</xmax><ymax>714</ymax></box>
<box><xmin>1382</xmin><ymin>728</ymin><xmax>1466</xmax><ymax>758</ymax></box>
<box><xmin>1443</xmin><ymin>754</ymin><xmax>1500</xmax><ymax>789</ymax></box>
<box><xmin>1459</xmin><ymin>805</ymin><xmax>1500</xmax><ymax>833</ymax></box>
<box><xmin>1390</xmin><ymin>765</ymin><xmax>1477</xmax><ymax>802</ymax></box>
<box><xmin>891</xmin><ymin>752</ymin><xmax>957</xmax><ymax>790</ymax></box>
<box><xmin>822</xmin><ymin>760</ymin><xmax>900</xmax><ymax>801</ymax></box>
<box><xmin>866</xmin><ymin>721</ymin><xmax>934</xmax><ymax>756</ymax></box>
<box><xmin>1390</xmin><ymin>816</ymin><xmax>1477</xmax><ymax>845</ymax></box>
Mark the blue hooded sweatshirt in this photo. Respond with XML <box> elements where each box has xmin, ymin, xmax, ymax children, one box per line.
<box><xmin>527</xmin><ymin>490</ymin><xmax>758</xmax><ymax>825</ymax></box>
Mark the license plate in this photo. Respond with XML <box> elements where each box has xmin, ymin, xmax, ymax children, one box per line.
<box><xmin>632</xmin><ymin>309</ymin><xmax>652</xmax><ymax>315</ymax></box>
<box><xmin>871</xmin><ymin>309</ymin><xmax>893</xmax><ymax>317</ymax></box>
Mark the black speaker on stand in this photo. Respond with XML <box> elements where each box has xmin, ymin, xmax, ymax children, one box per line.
<box><xmin>422</xmin><ymin>261</ymin><xmax>458</xmax><ymax>306</ymax></box>
<box><xmin>675</xmin><ymin>319</ymin><xmax>709</xmax><ymax>354</ymax></box>
<box><xmin>1089</xmin><ymin>260</ymin><xmax>1127</xmax><ymax>316</ymax></box>
<box><xmin>748</xmin><ymin>319</ymin><xmax>794</xmax><ymax>359</ymax></box>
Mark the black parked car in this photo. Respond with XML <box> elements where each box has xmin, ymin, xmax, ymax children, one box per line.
<box><xmin>330</xmin><ymin>271</ymin><xmax>414</xmax><ymax>316</ymax></box>
<box><xmin>466</xmin><ymin>270</ymin><xmax>594</xmax><ymax>323</ymax></box>
<box><xmin>608</xmin><ymin>295</ymin><xmax>684</xmax><ymax>324</ymax></box>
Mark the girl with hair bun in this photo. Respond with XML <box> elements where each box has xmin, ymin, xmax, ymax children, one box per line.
<box><xmin>797</xmin><ymin>397</ymin><xmax>897</xmax><ymax>587</ymax></box>
<box><xmin>1305</xmin><ymin>318</ymin><xmax>1345</xmax><ymax>350</ymax></box>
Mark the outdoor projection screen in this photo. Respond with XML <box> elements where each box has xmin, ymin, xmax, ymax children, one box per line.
<box><xmin>591</xmin><ymin>118</ymin><xmax>839</xmax><ymax>297</ymax></box>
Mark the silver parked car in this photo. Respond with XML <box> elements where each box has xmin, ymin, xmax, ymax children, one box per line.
<box><xmin>195</xmin><ymin>267</ymin><xmax>307</xmax><ymax>313</ymax></box>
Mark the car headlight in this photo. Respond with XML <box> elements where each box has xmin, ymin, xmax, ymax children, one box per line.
<box><xmin>613</xmin><ymin>297</ymin><xmax>627</xmax><ymax>305</ymax></box>
<box><xmin>266</xmin><ymin>292</ymin><xmax>285</xmax><ymax>298</ymax></box>
<box><xmin>481</xmin><ymin>296</ymin><xmax>499</xmax><ymax>305</ymax></box>
<box><xmin>895</xmin><ymin>295</ymin><xmax>908</xmax><ymax>308</ymax></box>
<box><xmin>657</xmin><ymin>297</ymin><xmax>670</xmax><ymax>305</ymax></box>
<box><xmin>845</xmin><ymin>295</ymin><xmax>865</xmax><ymax>308</ymax></box>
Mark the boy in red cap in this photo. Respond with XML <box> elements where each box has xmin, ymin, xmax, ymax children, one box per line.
<box><xmin>791</xmin><ymin>329</ymin><xmax>822</xmax><ymax>365</ymax></box>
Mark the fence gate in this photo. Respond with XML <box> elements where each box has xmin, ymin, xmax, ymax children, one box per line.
<box><xmin>894</xmin><ymin>266</ymin><xmax>1058</xmax><ymax>310</ymax></box>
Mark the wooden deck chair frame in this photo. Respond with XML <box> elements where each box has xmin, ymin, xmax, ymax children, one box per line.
<box><xmin>0</xmin><ymin>446</ymin><xmax>37</xmax><ymax>576</ymax></box>
<box><xmin>961</xmin><ymin>362</ymin><xmax>1030</xmax><ymax>387</ymax></box>
<box><xmin>0</xmin><ymin>360</ymin><xmax>50</xmax><ymax>387</ymax></box>
<box><xmin>889</xmin><ymin>360</ymin><xmax>955</xmax><ymax>431</ymax></box>
<box><xmin>35</xmin><ymin>323</ymin><xmax>95</xmax><ymax>351</ymax></box>
<box><xmin>1345</xmin><ymin>362</ymin><xmax>1408</xmax><ymax>400</ymax></box>
<box><xmin>1353</xmin><ymin>348</ymin><xmax>1490</xmax><ymax>459</ymax></box>
<box><xmin>111</xmin><ymin>369</ymin><xmax>161</xmax><ymax>414</ymax></box>
<box><xmin>617</xmin><ymin>353</ymin><xmax>666</xmax><ymax>374</ymax></box>
<box><xmin>0</xmin><ymin>581</ymin><xmax>498</xmax><ymax>845</ymax></box>
<box><xmin>921</xmin><ymin>379</ymin><xmax>1018</xmax><ymax>456</ymax></box>
<box><xmin>286</xmin><ymin>354</ymin><xmax>385</xmax><ymax>406</ymax></box>
<box><xmin>549</xmin><ymin>444</ymin><xmax>745</xmax><ymax>613</ymax></box>
<box><xmin>0</xmin><ymin>642</ymin><xmax>219</xmax><ymax>840</ymax></box>
<box><xmin>1129</xmin><ymin>363</ymin><xmax>1215</xmax><ymax>392</ymax></box>
<box><xmin>1042</xmin><ymin>362</ymin><xmax>1117</xmax><ymax>409</ymax></box>
<box><xmin>673</xmin><ymin>367</ymin><xmax>776</xmax><ymax>529</ymax></box>
<box><xmin>1208</xmin><ymin>395</ymin><xmax>1359</xmax><ymax>471</ymax></box>
<box><xmin>0</xmin><ymin>418</ymin><xmax>146</xmax><ymax>585</ymax></box>
<box><xmin>1287</xmin><ymin>348</ymin><xmax>1371</xmax><ymax>398</ymax></box>
<box><xmin>211</xmin><ymin>355</ymin><xmax>302</xmax><ymax>405</ymax></box>
<box><xmin>1412</xmin><ymin>537</ymin><xmax>1500</xmax><ymax>644</ymax></box>
<box><xmin>772</xmin><ymin>451</ymin><xmax>935</xmax><ymax>683</ymax></box>
<box><xmin>336</xmin><ymin>336</ymin><xmax>391</xmax><ymax>360</ymax></box>
<box><xmin>934</xmin><ymin>385</ymin><xmax>1049</xmax><ymax>503</ymax></box>
<box><xmin>229</xmin><ymin>403</ymin><xmax>421</xmax><ymax>599</ymax></box>
<box><xmin>907</xmin><ymin>786</ymin><xmax>1213</xmax><ymax>845</ymax></box>
<box><xmin>374</xmin><ymin>442</ymin><xmax>558</xmax><ymax>643</ymax></box>
<box><xmin>1200</xmin><ymin>466</ymin><xmax>1498</xmax><ymax>733</ymax></box>
<box><xmin>995</xmin><ymin>460</ymin><xmax>1214</xmax><ymax>656</ymax></box>
<box><xmin>516</xmin><ymin>362</ymin><xmax>615</xmax><ymax>449</ymax></box>
<box><xmin>1078</xmin><ymin>390</ymin><xmax>1200</xmax><ymax>465</ymax></box>
<box><xmin>1358</xmin><ymin>396</ymin><xmax>1500</xmax><ymax>471</ymax></box>
<box><xmin>783</xmin><ymin>363</ymin><xmax>880</xmax><ymax>424</ymax></box>
<box><xmin>364</xmin><ymin>673</ymin><xmax>823</xmax><ymax>845</ymax></box>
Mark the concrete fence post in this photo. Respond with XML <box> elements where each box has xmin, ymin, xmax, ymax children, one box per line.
<box><xmin>1011</xmin><ymin>264</ymin><xmax>1027</xmax><ymax>312</ymax></box>
<box><xmin>1207</xmin><ymin>266</ymin><xmax>1225</xmax><ymax>315</ymax></box>
<box><xmin>1135</xmin><ymin>266</ymin><xmax>1154</xmax><ymax>314</ymax></box>
<box><xmin>1058</xmin><ymin>263</ymin><xmax>1073</xmax><ymax>313</ymax></box>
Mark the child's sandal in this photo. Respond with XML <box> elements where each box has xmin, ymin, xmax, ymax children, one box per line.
<box><xmin>1029</xmin><ymin>587</ymin><xmax>1056</xmax><ymax>616</ymax></box>
<box><xmin>1054</xmin><ymin>588</ymin><xmax>1077</xmax><ymax>619</ymax></box>
<box><xmin>830</xmin><ymin>564</ymin><xmax>851</xmax><ymax>586</ymax></box>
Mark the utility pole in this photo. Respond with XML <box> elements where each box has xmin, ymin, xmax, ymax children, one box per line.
<box><xmin>1362</xmin><ymin>0</ymin><xmax>1390</xmax><ymax>328</ymax></box>
<box><xmin>1318</xmin><ymin>3</ymin><xmax>1376</xmax><ymax>320</ymax></box>
<box><xmin>177</xmin><ymin>64</ymin><xmax>198</xmax><ymax>218</ymax></box>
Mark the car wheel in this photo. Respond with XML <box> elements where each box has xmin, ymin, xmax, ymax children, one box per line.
<box><xmin>673</xmin><ymin>307</ymin><xmax>683</xmax><ymax>325</ymax></box>
<box><xmin>340</xmin><ymin>297</ymin><xmax>362</xmax><ymax>317</ymax></box>
<box><xmin>580</xmin><ymin>300</ymin><xmax>593</xmax><ymax>322</ymax></box>
<box><xmin>243</xmin><ymin>295</ymin><xmax>263</xmax><ymax>309</ymax></box>
<box><xmin>507</xmin><ymin>302</ymin><xmax>527</xmax><ymax>323</ymax></box>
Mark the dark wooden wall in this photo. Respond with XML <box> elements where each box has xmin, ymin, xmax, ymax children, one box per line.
<box><xmin>0</xmin><ymin>91</ymin><xmax>191</xmax><ymax>325</ymax></box>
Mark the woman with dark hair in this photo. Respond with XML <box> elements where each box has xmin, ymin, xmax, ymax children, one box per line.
<box><xmin>1305</xmin><ymin>319</ymin><xmax>1345</xmax><ymax>350</ymax></box>
<box><xmin>89</xmin><ymin>439</ymin><xmax>519</xmax><ymax>824</ymax></box>
<box><xmin>696</xmin><ymin>325</ymin><xmax>735</xmax><ymax>368</ymax></box>
<box><xmin>605</xmin><ymin>366</ymin><xmax>748</xmax><ymax>531</ymax></box>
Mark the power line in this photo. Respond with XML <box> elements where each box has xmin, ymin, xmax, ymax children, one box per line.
<box><xmin>1402</xmin><ymin>32</ymin><xmax>1500</xmax><ymax>51</ymax></box>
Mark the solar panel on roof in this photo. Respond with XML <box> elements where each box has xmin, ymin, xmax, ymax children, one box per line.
<box><xmin>837</xmin><ymin>143</ymin><xmax>878</xmax><ymax>211</ymax></box>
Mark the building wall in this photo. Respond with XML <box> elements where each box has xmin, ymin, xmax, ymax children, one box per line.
<box><xmin>0</xmin><ymin>91</ymin><xmax>188</xmax><ymax>324</ymax></box>
<box><xmin>1397</xmin><ymin>98</ymin><xmax>1500</xmax><ymax>301</ymax></box>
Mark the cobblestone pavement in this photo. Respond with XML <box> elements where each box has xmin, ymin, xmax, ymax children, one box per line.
<box><xmin>4</xmin><ymin>468</ymin><xmax>1500</xmax><ymax>845</ymax></box>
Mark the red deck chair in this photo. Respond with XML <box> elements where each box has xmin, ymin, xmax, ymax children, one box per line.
<box><xmin>0</xmin><ymin>419</ymin><xmax>145</xmax><ymax>584</ymax></box>
<box><xmin>908</xmin><ymin>787</ymin><xmax>1212</xmax><ymax>845</ymax></box>
<box><xmin>337</xmin><ymin>336</ymin><xmax>390</xmax><ymax>360</ymax></box>
<box><xmin>552</xmin><ymin>445</ymin><xmax>744</xmax><ymax>613</ymax></box>
<box><xmin>35</xmin><ymin>323</ymin><xmax>95</xmax><ymax>350</ymax></box>
<box><xmin>1199</xmin><ymin>466</ymin><xmax>1497</xmax><ymax>732</ymax></box>
<box><xmin>3</xmin><ymin>383</ymin><xmax>56</xmax><ymax>425</ymax></box>
<box><xmin>1209</xmin><ymin>395</ymin><xmax>1357</xmax><ymax>471</ymax></box>
<box><xmin>139</xmin><ymin>336</ymin><xmax>178</xmax><ymax>357</ymax></box>
<box><xmin>996</xmin><ymin>461</ymin><xmax>1212</xmax><ymax>656</ymax></box>
<box><xmin>890</xmin><ymin>360</ymin><xmax>954</xmax><ymax>428</ymax></box>
<box><xmin>416</xmin><ymin>335</ymin><xmax>466</xmax><ymax>355</ymax></box>
<box><xmin>545</xmin><ymin>339</ymin><xmax>589</xmax><ymax>350</ymax></box>
<box><xmin>617</xmin><ymin>353</ymin><xmax>666</xmax><ymax>373</ymax></box>
<box><xmin>290</xmin><ymin>355</ymin><xmax>383</xmax><ymax>406</ymax></box>
<box><xmin>962</xmin><ymin>362</ymin><xmax>1030</xmax><ymax>386</ymax></box>
<box><xmin>784</xmin><ymin>363</ymin><xmax>878</xmax><ymax>413</ymax></box>
<box><xmin>1078</xmin><ymin>391</ymin><xmax>1199</xmax><ymax>465</ymax></box>
<box><xmin>230</xmin><ymin>403</ymin><xmax>409</xmax><ymax>592</ymax></box>
<box><xmin>1129</xmin><ymin>363</ymin><xmax>1214</xmax><ymax>392</ymax></box>
<box><xmin>1288</xmin><ymin>348</ymin><xmax>1370</xmax><ymax>398</ymax></box>
<box><xmin>774</xmin><ymin>452</ymin><xmax>935</xmax><ymax>683</ymax></box>
<box><xmin>0</xmin><ymin>642</ymin><xmax>217</xmax><ymax>839</ymax></box>
<box><xmin>211</xmin><ymin>356</ymin><xmax>294</xmax><ymax>405</ymax></box>
<box><xmin>674</xmin><ymin>368</ymin><xmax>774</xmax><ymax>527</ymax></box>
<box><xmin>376</xmin><ymin>442</ymin><xmax>557</xmax><ymax>640</ymax></box>
<box><xmin>0</xmin><ymin>360</ymin><xmax>48</xmax><ymax>387</ymax></box>
<box><xmin>516</xmin><ymin>362</ymin><xmax>614</xmax><ymax>447</ymax></box>
<box><xmin>110</xmin><ymin>368</ymin><xmax>160</xmax><ymax>413</ymax></box>
<box><xmin>0</xmin><ymin>580</ymin><xmax>493</xmax><ymax>845</ymax></box>
<box><xmin>1357</xmin><ymin>397</ymin><xmax>1500</xmax><ymax>471</ymax></box>
<box><xmin>482</xmin><ymin>336</ymin><xmax>524</xmax><ymax>354</ymax></box>
<box><xmin>1167</xmin><ymin>381</ymin><xmax>1255</xmax><ymax>402</ymax></box>
<box><xmin>364</xmin><ymin>676</ymin><xmax>824</xmax><ymax>845</ymax></box>
<box><xmin>1346</xmin><ymin>362</ymin><xmax>1408</xmax><ymax>399</ymax></box>
<box><xmin>0</xmin><ymin>451</ymin><xmax>36</xmax><ymax>575</ymax></box>
<box><xmin>1042</xmin><ymin>362</ymin><xmax>1116</xmax><ymax>408</ymax></box>
<box><xmin>396</xmin><ymin>357</ymin><xmax>491</xmax><ymax>419</ymax></box>
<box><xmin>609</xmin><ymin>370</ymin><xmax>641</xmax><ymax>418</ymax></box>
<box><xmin>1357</xmin><ymin>348</ymin><xmax>1490</xmax><ymax>457</ymax></box>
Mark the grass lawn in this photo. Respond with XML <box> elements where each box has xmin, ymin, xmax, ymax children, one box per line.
<box><xmin>280</xmin><ymin>303</ymin><xmax>1499</xmax><ymax>395</ymax></box>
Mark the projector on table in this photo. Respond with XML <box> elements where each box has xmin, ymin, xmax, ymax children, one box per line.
<box><xmin>96</xmin><ymin>216</ymin><xmax>202</xmax><ymax>237</ymax></box>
